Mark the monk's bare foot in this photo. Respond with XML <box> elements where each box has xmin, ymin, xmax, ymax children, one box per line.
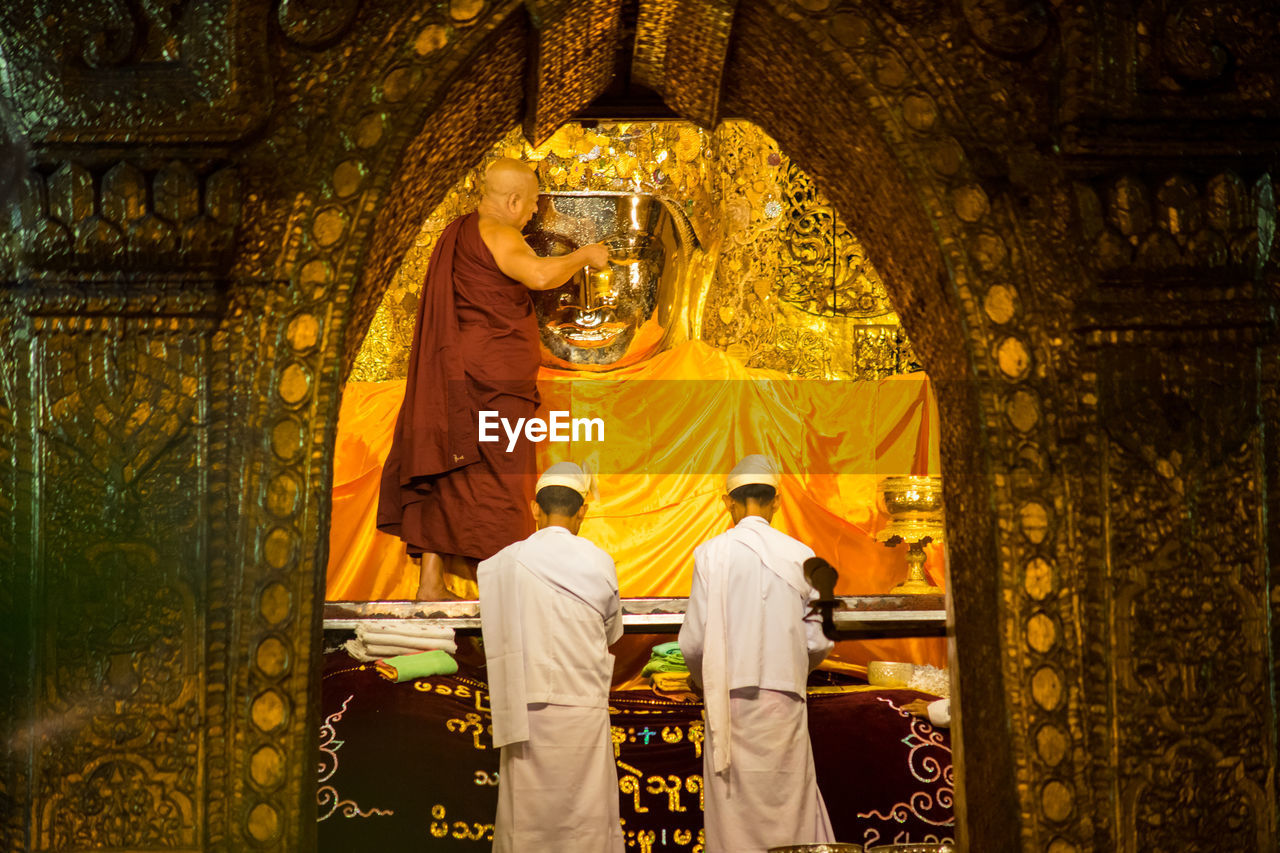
<box><xmin>416</xmin><ymin>552</ymin><xmax>464</xmax><ymax>601</ymax></box>
<box><xmin>415</xmin><ymin>581</ymin><xmax>463</xmax><ymax>601</ymax></box>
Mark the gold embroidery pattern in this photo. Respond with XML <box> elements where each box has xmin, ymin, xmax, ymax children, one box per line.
<box><xmin>687</xmin><ymin>721</ymin><xmax>704</xmax><ymax>759</ymax></box>
<box><xmin>645</xmin><ymin>774</ymin><xmax>687</xmax><ymax>812</ymax></box>
<box><xmin>685</xmin><ymin>775</ymin><xmax>704</xmax><ymax>811</ymax></box>
<box><xmin>428</xmin><ymin>803</ymin><xmax>493</xmax><ymax>842</ymax></box>
<box><xmin>413</xmin><ymin>678</ymin><xmax>490</xmax><ymax>713</ymax></box>
<box><xmin>619</xmin><ymin>775</ymin><xmax>650</xmax><ymax>813</ymax></box>
<box><xmin>445</xmin><ymin>712</ymin><xmax>491</xmax><ymax>751</ymax></box>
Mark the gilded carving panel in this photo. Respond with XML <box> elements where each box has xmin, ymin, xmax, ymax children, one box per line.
<box><xmin>0</xmin><ymin>300</ymin><xmax>29</xmax><ymax>852</ymax></box>
<box><xmin>523</xmin><ymin>0</ymin><xmax>623</xmax><ymax>144</ymax></box>
<box><xmin>1100</xmin><ymin>346</ymin><xmax>1272</xmax><ymax>850</ymax></box>
<box><xmin>0</xmin><ymin>2</ymin><xmax>270</xmax><ymax>143</ymax></box>
<box><xmin>29</xmin><ymin>315</ymin><xmax>211</xmax><ymax>851</ymax></box>
<box><xmin>1058</xmin><ymin>2</ymin><xmax>1280</xmax><ymax>155</ymax></box>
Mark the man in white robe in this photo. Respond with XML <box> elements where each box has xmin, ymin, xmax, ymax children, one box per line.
<box><xmin>478</xmin><ymin>462</ymin><xmax>625</xmax><ymax>853</ymax></box>
<box><xmin>678</xmin><ymin>454</ymin><xmax>836</xmax><ymax>853</ymax></box>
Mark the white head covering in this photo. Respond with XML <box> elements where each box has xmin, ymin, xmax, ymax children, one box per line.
<box><xmin>725</xmin><ymin>454</ymin><xmax>780</xmax><ymax>494</ymax></box>
<box><xmin>536</xmin><ymin>461</ymin><xmax>595</xmax><ymax>499</ymax></box>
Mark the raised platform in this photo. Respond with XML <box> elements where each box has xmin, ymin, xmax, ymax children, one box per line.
<box><xmin>323</xmin><ymin>595</ymin><xmax>947</xmax><ymax>638</ymax></box>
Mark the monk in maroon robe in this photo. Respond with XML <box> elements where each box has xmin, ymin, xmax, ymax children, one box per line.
<box><xmin>378</xmin><ymin>158</ymin><xmax>608</xmax><ymax>599</ymax></box>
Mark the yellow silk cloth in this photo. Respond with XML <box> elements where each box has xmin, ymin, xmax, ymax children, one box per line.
<box><xmin>327</xmin><ymin>341</ymin><xmax>945</xmax><ymax>668</ymax></box>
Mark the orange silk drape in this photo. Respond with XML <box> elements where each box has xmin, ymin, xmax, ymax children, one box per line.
<box><xmin>327</xmin><ymin>341</ymin><xmax>945</xmax><ymax>667</ymax></box>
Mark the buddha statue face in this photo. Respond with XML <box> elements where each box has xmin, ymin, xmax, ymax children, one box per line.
<box><xmin>524</xmin><ymin>192</ymin><xmax>689</xmax><ymax>371</ymax></box>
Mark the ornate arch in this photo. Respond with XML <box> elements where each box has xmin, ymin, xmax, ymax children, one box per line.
<box><xmin>160</xmin><ymin>2</ymin><xmax>1094</xmax><ymax>849</ymax></box>
<box><xmin>245</xmin><ymin>2</ymin><xmax>1079</xmax><ymax>848</ymax></box>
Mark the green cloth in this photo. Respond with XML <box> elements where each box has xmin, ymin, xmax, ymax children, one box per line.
<box><xmin>641</xmin><ymin>641</ymin><xmax>688</xmax><ymax>676</ymax></box>
<box><xmin>376</xmin><ymin>650</ymin><xmax>458</xmax><ymax>682</ymax></box>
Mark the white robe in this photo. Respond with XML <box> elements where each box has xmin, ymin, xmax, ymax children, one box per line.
<box><xmin>478</xmin><ymin>525</ymin><xmax>624</xmax><ymax>853</ymax></box>
<box><xmin>678</xmin><ymin>515</ymin><xmax>835</xmax><ymax>853</ymax></box>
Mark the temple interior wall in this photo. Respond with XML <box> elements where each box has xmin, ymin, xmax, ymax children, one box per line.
<box><xmin>1</xmin><ymin>2</ymin><xmax>1276</xmax><ymax>851</ymax></box>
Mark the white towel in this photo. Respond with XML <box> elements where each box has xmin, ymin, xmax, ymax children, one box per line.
<box><xmin>346</xmin><ymin>623</ymin><xmax>459</xmax><ymax>662</ymax></box>
<box><xmin>358</xmin><ymin>621</ymin><xmax>455</xmax><ymax>640</ymax></box>
<box><xmin>357</xmin><ymin>629</ymin><xmax>457</xmax><ymax>651</ymax></box>
<box><xmin>344</xmin><ymin>638</ymin><xmax>460</xmax><ymax>662</ymax></box>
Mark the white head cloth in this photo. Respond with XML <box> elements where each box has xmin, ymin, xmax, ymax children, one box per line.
<box><xmin>536</xmin><ymin>461</ymin><xmax>595</xmax><ymax>499</ymax></box>
<box><xmin>725</xmin><ymin>454</ymin><xmax>780</xmax><ymax>494</ymax></box>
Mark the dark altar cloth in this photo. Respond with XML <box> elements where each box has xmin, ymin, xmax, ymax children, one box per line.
<box><xmin>318</xmin><ymin>651</ymin><xmax>954</xmax><ymax>851</ymax></box>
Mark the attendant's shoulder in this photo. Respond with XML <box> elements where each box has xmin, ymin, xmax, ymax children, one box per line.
<box><xmin>766</xmin><ymin>524</ymin><xmax>815</xmax><ymax>557</ymax></box>
<box><xmin>477</xmin><ymin>539</ymin><xmax>521</xmax><ymax>573</ymax></box>
<box><xmin>691</xmin><ymin>535</ymin><xmax>720</xmax><ymax>563</ymax></box>
<box><xmin>571</xmin><ymin>533</ymin><xmax>617</xmax><ymax>569</ymax></box>
<box><xmin>694</xmin><ymin>530</ymin><xmax>744</xmax><ymax>566</ymax></box>
<box><xmin>793</xmin><ymin>534</ymin><xmax>817</xmax><ymax>559</ymax></box>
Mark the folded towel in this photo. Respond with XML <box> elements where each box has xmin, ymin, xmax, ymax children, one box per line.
<box><xmin>650</xmin><ymin>671</ymin><xmax>698</xmax><ymax>701</ymax></box>
<box><xmin>356</xmin><ymin>629</ymin><xmax>457</xmax><ymax>654</ymax></box>
<box><xmin>641</xmin><ymin>641</ymin><xmax>688</xmax><ymax>676</ymax></box>
<box><xmin>360</xmin><ymin>636</ymin><xmax>456</xmax><ymax>652</ymax></box>
<box><xmin>375</xmin><ymin>650</ymin><xmax>459</xmax><ymax>683</ymax></box>
<box><xmin>343</xmin><ymin>639</ymin><xmax>452</xmax><ymax>661</ymax></box>
<box><xmin>362</xmin><ymin>621</ymin><xmax>456</xmax><ymax>640</ymax></box>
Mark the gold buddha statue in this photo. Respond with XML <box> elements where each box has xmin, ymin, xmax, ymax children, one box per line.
<box><xmin>524</xmin><ymin>191</ymin><xmax>694</xmax><ymax>370</ymax></box>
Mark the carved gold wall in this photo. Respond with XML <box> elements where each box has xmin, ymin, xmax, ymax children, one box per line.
<box><xmin>351</xmin><ymin>119</ymin><xmax>919</xmax><ymax>382</ymax></box>
<box><xmin>1</xmin><ymin>2</ymin><xmax>1276</xmax><ymax>852</ymax></box>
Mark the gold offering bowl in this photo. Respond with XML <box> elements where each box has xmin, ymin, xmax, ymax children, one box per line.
<box><xmin>867</xmin><ymin>660</ymin><xmax>917</xmax><ymax>688</ymax></box>
<box><xmin>877</xmin><ymin>476</ymin><xmax>944</xmax><ymax>595</ymax></box>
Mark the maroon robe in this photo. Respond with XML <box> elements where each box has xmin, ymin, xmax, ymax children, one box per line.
<box><xmin>377</xmin><ymin>212</ymin><xmax>540</xmax><ymax>561</ymax></box>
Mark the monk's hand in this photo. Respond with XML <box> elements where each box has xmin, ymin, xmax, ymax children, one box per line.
<box><xmin>903</xmin><ymin>698</ymin><xmax>931</xmax><ymax>718</ymax></box>
<box><xmin>580</xmin><ymin>242</ymin><xmax>610</xmax><ymax>270</ymax></box>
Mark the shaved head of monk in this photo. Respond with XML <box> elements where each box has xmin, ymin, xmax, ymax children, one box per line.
<box><xmin>479</xmin><ymin>157</ymin><xmax>540</xmax><ymax>227</ymax></box>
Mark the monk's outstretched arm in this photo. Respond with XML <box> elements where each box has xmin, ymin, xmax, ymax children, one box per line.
<box><xmin>483</xmin><ymin>224</ymin><xmax>609</xmax><ymax>291</ymax></box>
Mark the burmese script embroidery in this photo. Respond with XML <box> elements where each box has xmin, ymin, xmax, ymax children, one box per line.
<box><xmin>429</xmin><ymin>803</ymin><xmax>494</xmax><ymax>842</ymax></box>
<box><xmin>619</xmin><ymin>819</ymin><xmax>705</xmax><ymax>853</ymax></box>
<box><xmin>446</xmin><ymin>712</ymin><xmax>492</xmax><ymax>750</ymax></box>
<box><xmin>414</xmin><ymin>677</ymin><xmax>490</xmax><ymax>713</ymax></box>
